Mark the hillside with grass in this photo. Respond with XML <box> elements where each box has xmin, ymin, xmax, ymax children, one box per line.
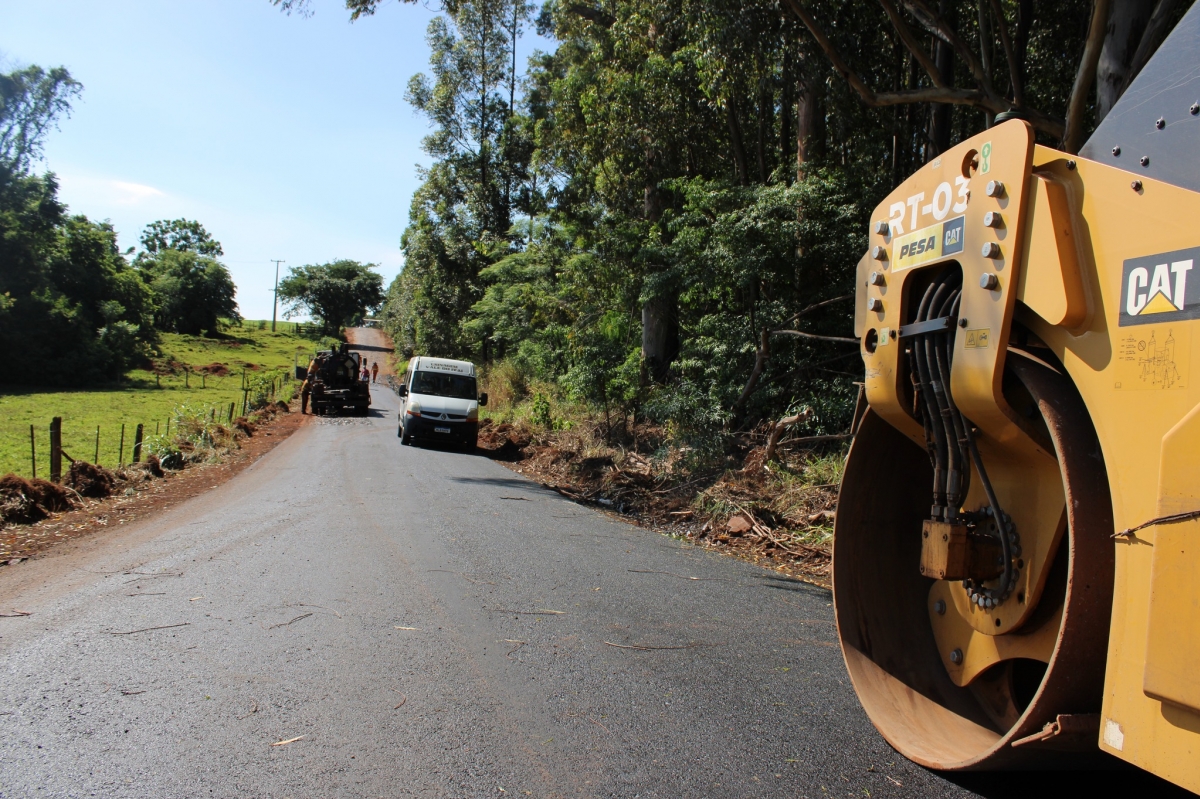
<box><xmin>0</xmin><ymin>321</ymin><xmax>331</xmax><ymax>478</ymax></box>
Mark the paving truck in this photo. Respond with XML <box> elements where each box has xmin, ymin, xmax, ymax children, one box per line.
<box><xmin>836</xmin><ymin>4</ymin><xmax>1200</xmax><ymax>789</ymax></box>
<box><xmin>302</xmin><ymin>343</ymin><xmax>371</xmax><ymax>416</ymax></box>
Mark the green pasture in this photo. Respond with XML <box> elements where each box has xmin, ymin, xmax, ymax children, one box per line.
<box><xmin>0</xmin><ymin>321</ymin><xmax>320</xmax><ymax>478</ymax></box>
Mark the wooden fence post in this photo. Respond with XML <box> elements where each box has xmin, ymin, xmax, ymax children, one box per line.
<box><xmin>184</xmin><ymin>368</ymin><xmax>190</xmax><ymax>389</ymax></box>
<box><xmin>30</xmin><ymin>424</ymin><xmax>36</xmax><ymax>479</ymax></box>
<box><xmin>94</xmin><ymin>426</ymin><xmax>100</xmax><ymax>464</ymax></box>
<box><xmin>228</xmin><ymin>402</ymin><xmax>235</xmax><ymax>423</ymax></box>
<box><xmin>49</xmin><ymin>417</ymin><xmax>62</xmax><ymax>483</ymax></box>
<box><xmin>118</xmin><ymin>424</ymin><xmax>125</xmax><ymax>466</ymax></box>
<box><xmin>132</xmin><ymin>423</ymin><xmax>144</xmax><ymax>463</ymax></box>
<box><xmin>201</xmin><ymin>372</ymin><xmax>206</xmax><ymax>389</ymax></box>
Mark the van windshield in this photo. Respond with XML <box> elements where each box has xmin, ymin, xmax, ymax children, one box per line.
<box><xmin>411</xmin><ymin>370</ymin><xmax>477</xmax><ymax>400</ymax></box>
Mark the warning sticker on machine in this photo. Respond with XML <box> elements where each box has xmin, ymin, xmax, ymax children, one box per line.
<box><xmin>892</xmin><ymin>216</ymin><xmax>966</xmax><ymax>271</ymax></box>
<box><xmin>1114</xmin><ymin>325</ymin><xmax>1189</xmax><ymax>390</ymax></box>
<box><xmin>964</xmin><ymin>328</ymin><xmax>991</xmax><ymax>349</ymax></box>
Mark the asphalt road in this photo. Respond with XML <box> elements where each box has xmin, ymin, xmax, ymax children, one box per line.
<box><xmin>0</xmin><ymin>383</ymin><xmax>1189</xmax><ymax>798</ymax></box>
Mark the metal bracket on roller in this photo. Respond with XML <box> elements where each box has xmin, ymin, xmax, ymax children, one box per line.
<box><xmin>897</xmin><ymin>316</ymin><xmax>953</xmax><ymax>338</ymax></box>
<box><xmin>919</xmin><ymin>520</ymin><xmax>1003</xmax><ymax>582</ymax></box>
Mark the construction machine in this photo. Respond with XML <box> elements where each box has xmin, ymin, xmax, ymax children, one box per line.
<box><xmin>304</xmin><ymin>343</ymin><xmax>371</xmax><ymax>416</ymax></box>
<box><xmin>837</xmin><ymin>5</ymin><xmax>1200</xmax><ymax>789</ymax></box>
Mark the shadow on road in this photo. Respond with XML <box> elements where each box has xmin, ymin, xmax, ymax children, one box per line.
<box><xmin>945</xmin><ymin>766</ymin><xmax>1192</xmax><ymax>797</ymax></box>
<box><xmin>755</xmin><ymin>574</ymin><xmax>829</xmax><ymax>598</ymax></box>
<box><xmin>444</xmin><ymin>474</ymin><xmax>562</xmax><ymax>497</ymax></box>
<box><xmin>347</xmin><ymin>343</ymin><xmax>393</xmax><ymax>353</ymax></box>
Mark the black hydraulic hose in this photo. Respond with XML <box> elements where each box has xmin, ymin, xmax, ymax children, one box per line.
<box><xmin>930</xmin><ymin>282</ymin><xmax>962</xmax><ymax>515</ymax></box>
<box><xmin>907</xmin><ymin>269</ymin><xmax>1011</xmax><ymax>602</ymax></box>
<box><xmin>923</xmin><ymin>280</ymin><xmax>956</xmax><ymax>519</ymax></box>
<box><xmin>940</xmin><ymin>293</ymin><xmax>971</xmax><ymax>507</ymax></box>
<box><xmin>964</xmin><ymin>422</ymin><xmax>1014</xmax><ymax>600</ymax></box>
<box><xmin>932</xmin><ymin>286</ymin><xmax>970</xmax><ymax>517</ymax></box>
<box><xmin>912</xmin><ymin>283</ymin><xmax>948</xmax><ymax>516</ymax></box>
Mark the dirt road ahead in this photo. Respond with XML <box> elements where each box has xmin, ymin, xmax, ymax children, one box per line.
<box><xmin>346</xmin><ymin>325</ymin><xmax>397</xmax><ymax>381</ymax></box>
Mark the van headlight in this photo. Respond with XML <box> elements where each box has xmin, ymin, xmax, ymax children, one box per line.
<box><xmin>406</xmin><ymin>399</ymin><xmax>422</xmax><ymax>417</ymax></box>
<box><xmin>467</xmin><ymin>405</ymin><xmax>479</xmax><ymax>422</ymax></box>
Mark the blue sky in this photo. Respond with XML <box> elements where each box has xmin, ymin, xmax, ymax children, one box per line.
<box><xmin>3</xmin><ymin>0</ymin><xmax>547</xmax><ymax>321</ymax></box>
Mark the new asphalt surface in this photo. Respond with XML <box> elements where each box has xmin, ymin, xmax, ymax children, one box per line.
<box><xmin>0</xmin><ymin>384</ymin><xmax>1189</xmax><ymax>798</ymax></box>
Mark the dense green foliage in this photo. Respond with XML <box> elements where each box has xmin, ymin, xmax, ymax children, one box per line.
<box><xmin>277</xmin><ymin>259</ymin><xmax>385</xmax><ymax>335</ymax></box>
<box><xmin>367</xmin><ymin>0</ymin><xmax>1181</xmax><ymax>446</ymax></box>
<box><xmin>0</xmin><ymin>62</ymin><xmax>244</xmax><ymax>386</ymax></box>
<box><xmin>136</xmin><ymin>218</ymin><xmax>225</xmax><ymax>260</ymax></box>
<box><xmin>0</xmin><ymin>64</ymin><xmax>82</xmax><ymax>173</ymax></box>
<box><xmin>0</xmin><ymin>167</ymin><xmax>156</xmax><ymax>384</ymax></box>
<box><xmin>137</xmin><ymin>249</ymin><xmax>240</xmax><ymax>336</ymax></box>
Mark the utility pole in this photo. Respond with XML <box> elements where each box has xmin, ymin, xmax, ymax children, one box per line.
<box><xmin>270</xmin><ymin>259</ymin><xmax>285</xmax><ymax>332</ymax></box>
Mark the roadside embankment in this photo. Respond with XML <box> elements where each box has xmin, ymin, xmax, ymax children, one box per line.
<box><xmin>0</xmin><ymin>400</ymin><xmax>306</xmax><ymax>565</ymax></box>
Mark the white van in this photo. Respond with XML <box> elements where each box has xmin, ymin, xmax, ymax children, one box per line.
<box><xmin>396</xmin><ymin>356</ymin><xmax>488</xmax><ymax>449</ymax></box>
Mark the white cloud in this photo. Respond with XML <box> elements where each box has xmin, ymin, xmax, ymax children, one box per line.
<box><xmin>110</xmin><ymin>180</ymin><xmax>165</xmax><ymax>204</ymax></box>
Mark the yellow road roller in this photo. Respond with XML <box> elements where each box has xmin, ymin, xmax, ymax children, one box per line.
<box><xmin>838</xmin><ymin>4</ymin><xmax>1200</xmax><ymax>790</ymax></box>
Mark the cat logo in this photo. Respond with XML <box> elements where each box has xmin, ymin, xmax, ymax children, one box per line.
<box><xmin>1119</xmin><ymin>246</ymin><xmax>1200</xmax><ymax>327</ymax></box>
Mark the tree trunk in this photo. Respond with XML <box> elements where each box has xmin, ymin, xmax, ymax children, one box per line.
<box><xmin>641</xmin><ymin>295</ymin><xmax>677</xmax><ymax>383</ymax></box>
<box><xmin>978</xmin><ymin>0</ymin><xmax>995</xmax><ymax>127</ymax></box>
<box><xmin>727</xmin><ymin>98</ymin><xmax>750</xmax><ymax>186</ymax></box>
<box><xmin>1097</xmin><ymin>0</ymin><xmax>1155</xmax><ymax>122</ymax></box>
<box><xmin>1015</xmin><ymin>0</ymin><xmax>1034</xmax><ymax>104</ymax></box>
<box><xmin>756</xmin><ymin>81</ymin><xmax>772</xmax><ymax>183</ymax></box>
<box><xmin>642</xmin><ymin>179</ymin><xmax>676</xmax><ymax>384</ymax></box>
<box><xmin>796</xmin><ymin>84</ymin><xmax>815</xmax><ymax>183</ymax></box>
<box><xmin>781</xmin><ymin>51</ymin><xmax>794</xmax><ymax>179</ymax></box>
<box><xmin>730</xmin><ymin>327</ymin><xmax>770</xmax><ymax>425</ymax></box>
<box><xmin>929</xmin><ymin>0</ymin><xmax>956</xmax><ymax>158</ymax></box>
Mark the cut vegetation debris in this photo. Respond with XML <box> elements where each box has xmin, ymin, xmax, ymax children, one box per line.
<box><xmin>476</xmin><ymin>417</ymin><xmax>843</xmax><ymax>585</ymax></box>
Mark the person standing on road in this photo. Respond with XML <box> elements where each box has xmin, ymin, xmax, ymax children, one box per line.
<box><xmin>371</xmin><ymin>361</ymin><xmax>379</xmax><ymax>383</ymax></box>
<box><xmin>300</xmin><ymin>356</ymin><xmax>318</xmax><ymax>414</ymax></box>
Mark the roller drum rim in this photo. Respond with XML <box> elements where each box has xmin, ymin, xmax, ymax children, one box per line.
<box><xmin>833</xmin><ymin>352</ymin><xmax>1115</xmax><ymax>770</ymax></box>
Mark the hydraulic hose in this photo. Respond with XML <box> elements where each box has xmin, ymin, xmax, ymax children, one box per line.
<box><xmin>909</xmin><ymin>269</ymin><xmax>1015</xmax><ymax>605</ymax></box>
<box><xmin>911</xmin><ymin>283</ymin><xmax>949</xmax><ymax>518</ymax></box>
<box><xmin>932</xmin><ymin>289</ymin><xmax>970</xmax><ymax>516</ymax></box>
<box><xmin>925</xmin><ymin>278</ymin><xmax>963</xmax><ymax>519</ymax></box>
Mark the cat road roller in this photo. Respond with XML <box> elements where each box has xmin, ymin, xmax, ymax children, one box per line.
<box><xmin>837</xmin><ymin>5</ymin><xmax>1200</xmax><ymax>790</ymax></box>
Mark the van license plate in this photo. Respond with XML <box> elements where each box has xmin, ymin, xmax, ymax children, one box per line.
<box><xmin>434</xmin><ymin>426</ymin><xmax>451</xmax><ymax>434</ymax></box>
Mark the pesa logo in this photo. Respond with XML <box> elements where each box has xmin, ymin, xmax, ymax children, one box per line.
<box><xmin>892</xmin><ymin>215</ymin><xmax>966</xmax><ymax>271</ymax></box>
<box><xmin>1119</xmin><ymin>246</ymin><xmax>1200</xmax><ymax>327</ymax></box>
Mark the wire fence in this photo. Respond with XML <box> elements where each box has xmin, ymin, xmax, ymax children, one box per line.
<box><xmin>2</xmin><ymin>368</ymin><xmax>298</xmax><ymax>481</ymax></box>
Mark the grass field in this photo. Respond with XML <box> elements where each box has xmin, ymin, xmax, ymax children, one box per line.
<box><xmin>0</xmin><ymin>321</ymin><xmax>327</xmax><ymax>478</ymax></box>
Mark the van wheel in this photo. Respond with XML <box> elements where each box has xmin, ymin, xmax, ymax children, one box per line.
<box><xmin>401</xmin><ymin>425</ymin><xmax>412</xmax><ymax>445</ymax></box>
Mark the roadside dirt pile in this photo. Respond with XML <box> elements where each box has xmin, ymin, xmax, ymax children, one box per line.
<box><xmin>66</xmin><ymin>461</ymin><xmax>117</xmax><ymax>497</ymax></box>
<box><xmin>476</xmin><ymin>418</ymin><xmax>840</xmax><ymax>584</ymax></box>
<box><xmin>0</xmin><ymin>475</ymin><xmax>76</xmax><ymax>524</ymax></box>
<box><xmin>1</xmin><ymin>397</ymin><xmax>306</xmax><ymax>563</ymax></box>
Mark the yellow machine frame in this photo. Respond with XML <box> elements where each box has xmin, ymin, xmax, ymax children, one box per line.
<box><xmin>846</xmin><ymin>119</ymin><xmax>1200</xmax><ymax>790</ymax></box>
